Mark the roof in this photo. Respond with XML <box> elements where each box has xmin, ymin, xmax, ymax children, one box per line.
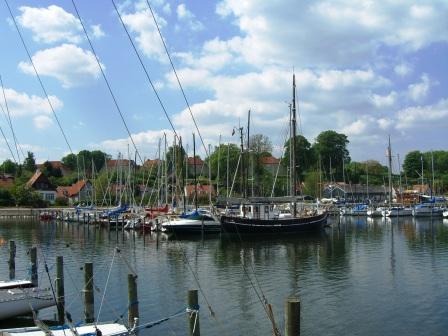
<box><xmin>143</xmin><ymin>159</ymin><xmax>161</xmax><ymax>168</ymax></box>
<box><xmin>411</xmin><ymin>184</ymin><xmax>430</xmax><ymax>193</ymax></box>
<box><xmin>56</xmin><ymin>179</ymin><xmax>90</xmax><ymax>198</ymax></box>
<box><xmin>187</xmin><ymin>157</ymin><xmax>204</xmax><ymax>165</ymax></box>
<box><xmin>185</xmin><ymin>184</ymin><xmax>215</xmax><ymax>196</ymax></box>
<box><xmin>105</xmin><ymin>159</ymin><xmax>136</xmax><ymax>169</ymax></box>
<box><xmin>0</xmin><ymin>174</ymin><xmax>14</xmax><ymax>189</ymax></box>
<box><xmin>260</xmin><ymin>156</ymin><xmax>280</xmax><ymax>165</ymax></box>
<box><xmin>26</xmin><ymin>170</ymin><xmax>56</xmax><ymax>191</ymax></box>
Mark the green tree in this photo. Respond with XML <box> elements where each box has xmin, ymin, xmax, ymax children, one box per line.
<box><xmin>23</xmin><ymin>151</ymin><xmax>36</xmax><ymax>172</ymax></box>
<box><xmin>303</xmin><ymin>171</ymin><xmax>320</xmax><ymax>198</ymax></box>
<box><xmin>61</xmin><ymin>153</ymin><xmax>78</xmax><ymax>171</ymax></box>
<box><xmin>1</xmin><ymin>159</ymin><xmax>18</xmax><ymax>175</ymax></box>
<box><xmin>283</xmin><ymin>135</ymin><xmax>314</xmax><ymax>179</ymax></box>
<box><xmin>249</xmin><ymin>134</ymin><xmax>272</xmax><ymax>155</ymax></box>
<box><xmin>313</xmin><ymin>130</ymin><xmax>350</xmax><ymax>181</ymax></box>
<box><xmin>0</xmin><ymin>189</ymin><xmax>14</xmax><ymax>206</ymax></box>
<box><xmin>403</xmin><ymin>150</ymin><xmax>423</xmax><ymax>180</ymax></box>
<box><xmin>11</xmin><ymin>185</ymin><xmax>47</xmax><ymax>207</ymax></box>
<box><xmin>206</xmin><ymin>144</ymin><xmax>241</xmax><ymax>196</ymax></box>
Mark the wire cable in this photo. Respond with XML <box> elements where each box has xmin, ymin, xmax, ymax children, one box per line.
<box><xmin>4</xmin><ymin>0</ymin><xmax>73</xmax><ymax>154</ymax></box>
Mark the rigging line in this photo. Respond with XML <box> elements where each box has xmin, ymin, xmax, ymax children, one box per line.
<box><xmin>96</xmin><ymin>246</ymin><xmax>117</xmax><ymax>323</ymax></box>
<box><xmin>70</xmin><ymin>0</ymin><xmax>143</xmax><ymax>165</ymax></box>
<box><xmin>0</xmin><ymin>75</ymin><xmax>23</xmax><ymax>162</ymax></box>
<box><xmin>3</xmin><ymin>0</ymin><xmax>73</xmax><ymax>154</ymax></box>
<box><xmin>0</xmin><ymin>104</ymin><xmax>18</xmax><ymax>164</ymax></box>
<box><xmin>111</xmin><ymin>0</ymin><xmax>178</xmax><ymax>140</ymax></box>
<box><xmin>145</xmin><ymin>0</ymin><xmax>209</xmax><ymax>157</ymax></box>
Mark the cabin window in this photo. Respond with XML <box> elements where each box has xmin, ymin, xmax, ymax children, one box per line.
<box><xmin>265</xmin><ymin>206</ymin><xmax>269</xmax><ymax>213</ymax></box>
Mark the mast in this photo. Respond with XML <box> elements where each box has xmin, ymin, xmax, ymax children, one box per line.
<box><xmin>157</xmin><ymin>138</ymin><xmax>161</xmax><ymax>206</ymax></box>
<box><xmin>217</xmin><ymin>134</ymin><xmax>221</xmax><ymax>196</ymax></box>
<box><xmin>291</xmin><ymin>73</ymin><xmax>297</xmax><ymax>216</ymax></box>
<box><xmin>226</xmin><ymin>144</ymin><xmax>230</xmax><ymax>197</ymax></box>
<box><xmin>431</xmin><ymin>150</ymin><xmax>434</xmax><ymax>197</ymax></box>
<box><xmin>246</xmin><ymin>110</ymin><xmax>250</xmax><ymax>198</ymax></box>
<box><xmin>366</xmin><ymin>162</ymin><xmax>369</xmax><ymax>202</ymax></box>
<box><xmin>387</xmin><ymin>135</ymin><xmax>393</xmax><ymax>206</ymax></box>
<box><xmin>164</xmin><ymin>133</ymin><xmax>168</xmax><ymax>206</ymax></box>
<box><xmin>193</xmin><ymin>133</ymin><xmax>198</xmax><ymax>210</ymax></box>
<box><xmin>208</xmin><ymin>143</ymin><xmax>212</xmax><ymax>205</ymax></box>
<box><xmin>180</xmin><ymin>136</ymin><xmax>186</xmax><ymax>214</ymax></box>
<box><xmin>238</xmin><ymin>126</ymin><xmax>245</xmax><ymax>198</ymax></box>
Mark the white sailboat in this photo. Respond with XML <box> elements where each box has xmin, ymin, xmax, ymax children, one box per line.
<box><xmin>0</xmin><ymin>287</ymin><xmax>55</xmax><ymax>320</ymax></box>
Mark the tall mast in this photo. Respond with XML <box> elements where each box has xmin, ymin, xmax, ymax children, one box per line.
<box><xmin>246</xmin><ymin>110</ymin><xmax>251</xmax><ymax>198</ymax></box>
<box><xmin>193</xmin><ymin>133</ymin><xmax>198</xmax><ymax>210</ymax></box>
<box><xmin>179</xmin><ymin>136</ymin><xmax>186</xmax><ymax>213</ymax></box>
<box><xmin>387</xmin><ymin>135</ymin><xmax>393</xmax><ymax>206</ymax></box>
<box><xmin>431</xmin><ymin>150</ymin><xmax>434</xmax><ymax>196</ymax></box>
<box><xmin>217</xmin><ymin>134</ymin><xmax>221</xmax><ymax>196</ymax></box>
<box><xmin>239</xmin><ymin>126</ymin><xmax>245</xmax><ymax>198</ymax></box>
<box><xmin>291</xmin><ymin>73</ymin><xmax>297</xmax><ymax>216</ymax></box>
<box><xmin>164</xmin><ymin>133</ymin><xmax>168</xmax><ymax>205</ymax></box>
<box><xmin>208</xmin><ymin>143</ymin><xmax>212</xmax><ymax>205</ymax></box>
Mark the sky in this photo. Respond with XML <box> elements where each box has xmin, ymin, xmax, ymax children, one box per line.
<box><xmin>0</xmin><ymin>0</ymin><xmax>447</xmax><ymax>168</ymax></box>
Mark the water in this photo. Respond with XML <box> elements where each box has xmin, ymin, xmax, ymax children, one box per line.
<box><xmin>1</xmin><ymin>216</ymin><xmax>448</xmax><ymax>335</ymax></box>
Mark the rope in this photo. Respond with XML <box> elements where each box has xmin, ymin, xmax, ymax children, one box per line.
<box><xmin>4</xmin><ymin>0</ymin><xmax>73</xmax><ymax>154</ymax></box>
<box><xmin>145</xmin><ymin>0</ymin><xmax>209</xmax><ymax>157</ymax></box>
<box><xmin>96</xmin><ymin>246</ymin><xmax>117</xmax><ymax>323</ymax></box>
<box><xmin>111</xmin><ymin>0</ymin><xmax>178</xmax><ymax>139</ymax></box>
<box><xmin>70</xmin><ymin>0</ymin><xmax>144</xmax><ymax>166</ymax></box>
<box><xmin>134</xmin><ymin>306</ymin><xmax>193</xmax><ymax>331</ymax></box>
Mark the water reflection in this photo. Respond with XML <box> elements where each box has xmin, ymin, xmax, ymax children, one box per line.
<box><xmin>1</xmin><ymin>217</ymin><xmax>448</xmax><ymax>335</ymax></box>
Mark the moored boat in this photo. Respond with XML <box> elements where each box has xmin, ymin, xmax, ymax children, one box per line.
<box><xmin>412</xmin><ymin>203</ymin><xmax>443</xmax><ymax>217</ymax></box>
<box><xmin>162</xmin><ymin>209</ymin><xmax>221</xmax><ymax>234</ymax></box>
<box><xmin>0</xmin><ymin>287</ymin><xmax>55</xmax><ymax>320</ymax></box>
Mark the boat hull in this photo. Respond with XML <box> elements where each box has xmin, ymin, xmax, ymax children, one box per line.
<box><xmin>0</xmin><ymin>288</ymin><xmax>55</xmax><ymax>320</ymax></box>
<box><xmin>221</xmin><ymin>212</ymin><xmax>328</xmax><ymax>234</ymax></box>
<box><xmin>162</xmin><ymin>219</ymin><xmax>221</xmax><ymax>234</ymax></box>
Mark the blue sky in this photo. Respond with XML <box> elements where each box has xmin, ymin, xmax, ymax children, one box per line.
<box><xmin>0</xmin><ymin>0</ymin><xmax>447</xmax><ymax>169</ymax></box>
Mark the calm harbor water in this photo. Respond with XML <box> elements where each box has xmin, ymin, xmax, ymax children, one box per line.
<box><xmin>1</xmin><ymin>216</ymin><xmax>448</xmax><ymax>335</ymax></box>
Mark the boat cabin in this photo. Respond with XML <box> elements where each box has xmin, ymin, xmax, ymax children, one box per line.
<box><xmin>239</xmin><ymin>203</ymin><xmax>281</xmax><ymax>220</ymax></box>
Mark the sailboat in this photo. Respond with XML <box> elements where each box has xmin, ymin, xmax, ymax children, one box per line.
<box><xmin>0</xmin><ymin>287</ymin><xmax>55</xmax><ymax>320</ymax></box>
<box><xmin>221</xmin><ymin>74</ymin><xmax>328</xmax><ymax>234</ymax></box>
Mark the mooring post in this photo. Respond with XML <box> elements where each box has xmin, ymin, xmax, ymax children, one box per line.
<box><xmin>187</xmin><ymin>289</ymin><xmax>200</xmax><ymax>336</ymax></box>
<box><xmin>84</xmin><ymin>262</ymin><xmax>94</xmax><ymax>323</ymax></box>
<box><xmin>9</xmin><ymin>240</ymin><xmax>16</xmax><ymax>280</ymax></box>
<box><xmin>56</xmin><ymin>256</ymin><xmax>65</xmax><ymax>324</ymax></box>
<box><xmin>128</xmin><ymin>274</ymin><xmax>139</xmax><ymax>327</ymax></box>
<box><xmin>285</xmin><ymin>296</ymin><xmax>300</xmax><ymax>336</ymax></box>
<box><xmin>30</xmin><ymin>246</ymin><xmax>38</xmax><ymax>287</ymax></box>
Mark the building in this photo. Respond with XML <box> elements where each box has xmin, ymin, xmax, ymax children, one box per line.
<box><xmin>260</xmin><ymin>155</ymin><xmax>285</xmax><ymax>176</ymax></box>
<box><xmin>186</xmin><ymin>157</ymin><xmax>208</xmax><ymax>177</ymax></box>
<box><xmin>0</xmin><ymin>174</ymin><xmax>14</xmax><ymax>189</ymax></box>
<box><xmin>57</xmin><ymin>179</ymin><xmax>93</xmax><ymax>205</ymax></box>
<box><xmin>184</xmin><ymin>184</ymin><xmax>215</xmax><ymax>198</ymax></box>
<box><xmin>104</xmin><ymin>159</ymin><xmax>137</xmax><ymax>171</ymax></box>
<box><xmin>322</xmin><ymin>182</ymin><xmax>393</xmax><ymax>203</ymax></box>
<box><xmin>26</xmin><ymin>170</ymin><xmax>57</xmax><ymax>204</ymax></box>
<box><xmin>36</xmin><ymin>161</ymin><xmax>72</xmax><ymax>176</ymax></box>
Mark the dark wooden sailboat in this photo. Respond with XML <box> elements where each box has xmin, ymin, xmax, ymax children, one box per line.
<box><xmin>221</xmin><ymin>74</ymin><xmax>328</xmax><ymax>234</ymax></box>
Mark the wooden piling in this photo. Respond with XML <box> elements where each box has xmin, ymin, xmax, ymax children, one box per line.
<box><xmin>30</xmin><ymin>246</ymin><xmax>38</xmax><ymax>287</ymax></box>
<box><xmin>9</xmin><ymin>240</ymin><xmax>16</xmax><ymax>280</ymax></box>
<box><xmin>187</xmin><ymin>289</ymin><xmax>200</xmax><ymax>336</ymax></box>
<box><xmin>56</xmin><ymin>256</ymin><xmax>65</xmax><ymax>324</ymax></box>
<box><xmin>128</xmin><ymin>274</ymin><xmax>139</xmax><ymax>327</ymax></box>
<box><xmin>285</xmin><ymin>297</ymin><xmax>300</xmax><ymax>336</ymax></box>
<box><xmin>84</xmin><ymin>262</ymin><xmax>94</xmax><ymax>323</ymax></box>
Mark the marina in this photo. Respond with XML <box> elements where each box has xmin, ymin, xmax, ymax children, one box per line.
<box><xmin>1</xmin><ymin>216</ymin><xmax>448</xmax><ymax>335</ymax></box>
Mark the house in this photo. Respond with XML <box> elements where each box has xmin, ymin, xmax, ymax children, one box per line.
<box><xmin>0</xmin><ymin>174</ymin><xmax>14</xmax><ymax>189</ymax></box>
<box><xmin>260</xmin><ymin>155</ymin><xmax>285</xmax><ymax>176</ymax></box>
<box><xmin>26</xmin><ymin>170</ymin><xmax>57</xmax><ymax>204</ymax></box>
<box><xmin>186</xmin><ymin>157</ymin><xmax>208</xmax><ymax>177</ymax></box>
<box><xmin>322</xmin><ymin>182</ymin><xmax>393</xmax><ymax>203</ymax></box>
<box><xmin>57</xmin><ymin>179</ymin><xmax>93</xmax><ymax>205</ymax></box>
<box><xmin>36</xmin><ymin>161</ymin><xmax>71</xmax><ymax>176</ymax></box>
<box><xmin>143</xmin><ymin>159</ymin><xmax>161</xmax><ymax>170</ymax></box>
<box><xmin>104</xmin><ymin>159</ymin><xmax>136</xmax><ymax>171</ymax></box>
<box><xmin>184</xmin><ymin>184</ymin><xmax>215</xmax><ymax>198</ymax></box>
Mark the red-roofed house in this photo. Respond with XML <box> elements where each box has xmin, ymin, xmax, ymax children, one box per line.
<box><xmin>56</xmin><ymin>179</ymin><xmax>93</xmax><ymax>205</ymax></box>
<box><xmin>0</xmin><ymin>174</ymin><xmax>14</xmax><ymax>189</ymax></box>
<box><xmin>26</xmin><ymin>170</ymin><xmax>57</xmax><ymax>204</ymax></box>
<box><xmin>104</xmin><ymin>159</ymin><xmax>136</xmax><ymax>171</ymax></box>
<box><xmin>37</xmin><ymin>161</ymin><xmax>71</xmax><ymax>176</ymax></box>
<box><xmin>184</xmin><ymin>184</ymin><xmax>215</xmax><ymax>198</ymax></box>
<box><xmin>186</xmin><ymin>157</ymin><xmax>208</xmax><ymax>177</ymax></box>
<box><xmin>143</xmin><ymin>159</ymin><xmax>161</xmax><ymax>170</ymax></box>
<box><xmin>260</xmin><ymin>155</ymin><xmax>285</xmax><ymax>176</ymax></box>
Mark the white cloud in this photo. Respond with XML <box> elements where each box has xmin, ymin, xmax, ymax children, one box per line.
<box><xmin>214</xmin><ymin>0</ymin><xmax>448</xmax><ymax>67</ymax></box>
<box><xmin>91</xmin><ymin>24</ymin><xmax>105</xmax><ymax>39</ymax></box>
<box><xmin>176</xmin><ymin>4</ymin><xmax>204</xmax><ymax>31</ymax></box>
<box><xmin>162</xmin><ymin>3</ymin><xmax>171</xmax><ymax>15</ymax></box>
<box><xmin>17</xmin><ymin>5</ymin><xmax>82</xmax><ymax>44</ymax></box>
<box><xmin>371</xmin><ymin>91</ymin><xmax>397</xmax><ymax>108</ymax></box>
<box><xmin>394</xmin><ymin>63</ymin><xmax>412</xmax><ymax>77</ymax></box>
<box><xmin>408</xmin><ymin>74</ymin><xmax>431</xmax><ymax>102</ymax></box>
<box><xmin>18</xmin><ymin>44</ymin><xmax>103</xmax><ymax>88</ymax></box>
<box><xmin>396</xmin><ymin>98</ymin><xmax>448</xmax><ymax>130</ymax></box>
<box><xmin>33</xmin><ymin>115</ymin><xmax>53</xmax><ymax>129</ymax></box>
<box><xmin>1</xmin><ymin>88</ymin><xmax>63</xmax><ymax>117</ymax></box>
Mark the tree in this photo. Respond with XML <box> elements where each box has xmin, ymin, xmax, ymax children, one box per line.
<box><xmin>303</xmin><ymin>171</ymin><xmax>321</xmax><ymax>198</ymax></box>
<box><xmin>0</xmin><ymin>189</ymin><xmax>14</xmax><ymax>206</ymax></box>
<box><xmin>207</xmin><ymin>144</ymin><xmax>241</xmax><ymax>196</ymax></box>
<box><xmin>23</xmin><ymin>151</ymin><xmax>36</xmax><ymax>172</ymax></box>
<box><xmin>313</xmin><ymin>130</ymin><xmax>350</xmax><ymax>181</ymax></box>
<box><xmin>283</xmin><ymin>135</ymin><xmax>314</xmax><ymax>179</ymax></box>
<box><xmin>62</xmin><ymin>153</ymin><xmax>78</xmax><ymax>171</ymax></box>
<box><xmin>403</xmin><ymin>151</ymin><xmax>423</xmax><ymax>180</ymax></box>
<box><xmin>1</xmin><ymin>159</ymin><xmax>18</xmax><ymax>175</ymax></box>
<box><xmin>249</xmin><ymin>134</ymin><xmax>272</xmax><ymax>155</ymax></box>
